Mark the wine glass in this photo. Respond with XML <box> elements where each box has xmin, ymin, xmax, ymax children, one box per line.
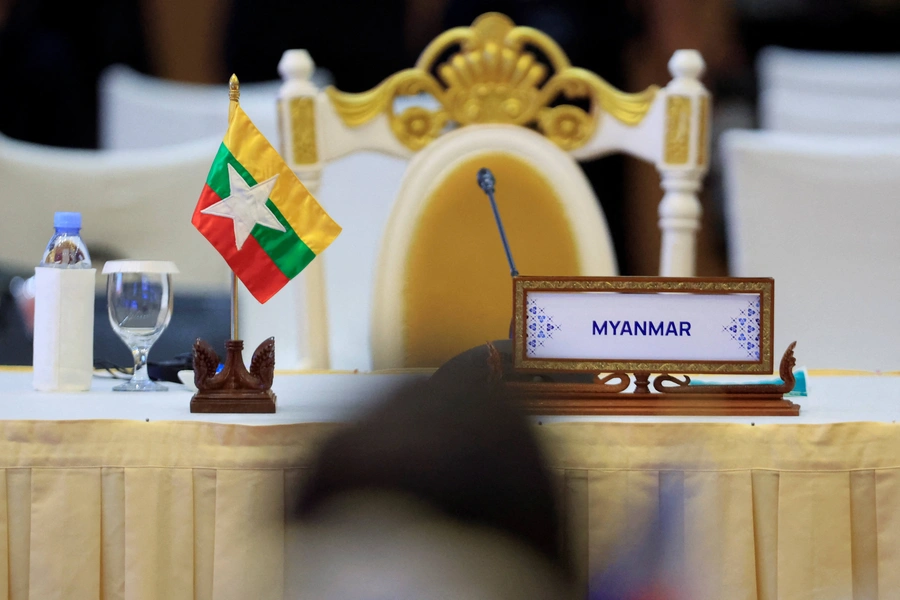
<box><xmin>103</xmin><ymin>260</ymin><xmax>179</xmax><ymax>392</ymax></box>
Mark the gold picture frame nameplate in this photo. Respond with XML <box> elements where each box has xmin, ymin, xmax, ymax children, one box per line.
<box><xmin>512</xmin><ymin>276</ymin><xmax>774</xmax><ymax>375</ymax></box>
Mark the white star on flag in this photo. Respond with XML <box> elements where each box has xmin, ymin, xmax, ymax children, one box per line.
<box><xmin>201</xmin><ymin>163</ymin><xmax>286</xmax><ymax>250</ymax></box>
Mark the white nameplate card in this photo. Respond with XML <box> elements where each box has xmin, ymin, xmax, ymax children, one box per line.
<box><xmin>512</xmin><ymin>277</ymin><xmax>774</xmax><ymax>374</ymax></box>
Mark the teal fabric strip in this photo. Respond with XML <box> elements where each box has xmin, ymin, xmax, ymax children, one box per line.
<box><xmin>689</xmin><ymin>368</ymin><xmax>808</xmax><ymax>397</ymax></box>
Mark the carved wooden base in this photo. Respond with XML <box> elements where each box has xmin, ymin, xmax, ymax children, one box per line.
<box><xmin>189</xmin><ymin>338</ymin><xmax>277</xmax><ymax>414</ymax></box>
<box><xmin>493</xmin><ymin>342</ymin><xmax>802</xmax><ymax>417</ymax></box>
<box><xmin>508</xmin><ymin>382</ymin><xmax>800</xmax><ymax>416</ymax></box>
<box><xmin>190</xmin><ymin>388</ymin><xmax>277</xmax><ymax>414</ymax></box>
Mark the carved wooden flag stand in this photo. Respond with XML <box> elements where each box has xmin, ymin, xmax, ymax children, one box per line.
<box><xmin>190</xmin><ymin>75</ymin><xmax>277</xmax><ymax>413</ymax></box>
<box><xmin>190</xmin><ymin>338</ymin><xmax>276</xmax><ymax>413</ymax></box>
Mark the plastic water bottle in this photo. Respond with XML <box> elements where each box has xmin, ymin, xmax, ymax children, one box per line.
<box><xmin>32</xmin><ymin>211</ymin><xmax>95</xmax><ymax>391</ymax></box>
<box><xmin>40</xmin><ymin>211</ymin><xmax>91</xmax><ymax>268</ymax></box>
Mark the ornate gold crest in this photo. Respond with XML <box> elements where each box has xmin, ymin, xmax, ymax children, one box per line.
<box><xmin>326</xmin><ymin>13</ymin><xmax>658</xmax><ymax>151</ymax></box>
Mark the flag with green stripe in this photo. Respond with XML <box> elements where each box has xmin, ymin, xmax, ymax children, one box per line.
<box><xmin>192</xmin><ymin>104</ymin><xmax>341</xmax><ymax>303</ymax></box>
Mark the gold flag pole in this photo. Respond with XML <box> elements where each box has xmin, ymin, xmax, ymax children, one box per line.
<box><xmin>228</xmin><ymin>74</ymin><xmax>240</xmax><ymax>341</ymax></box>
<box><xmin>189</xmin><ymin>72</ymin><xmax>277</xmax><ymax>414</ymax></box>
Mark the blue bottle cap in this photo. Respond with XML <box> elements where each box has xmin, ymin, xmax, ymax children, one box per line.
<box><xmin>53</xmin><ymin>211</ymin><xmax>82</xmax><ymax>229</ymax></box>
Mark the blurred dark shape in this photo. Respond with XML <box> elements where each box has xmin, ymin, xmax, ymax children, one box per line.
<box><xmin>297</xmin><ymin>373</ymin><xmax>565</xmax><ymax>568</ymax></box>
<box><xmin>0</xmin><ymin>0</ymin><xmax>148</xmax><ymax>148</ymax></box>
<box><xmin>0</xmin><ymin>267</ymin><xmax>32</xmax><ymax>365</ymax></box>
<box><xmin>225</xmin><ymin>0</ymin><xmax>410</xmax><ymax>90</ymax></box>
<box><xmin>443</xmin><ymin>0</ymin><xmax>640</xmax><ymax>90</ymax></box>
<box><xmin>432</xmin><ymin>338</ymin><xmax>596</xmax><ymax>385</ymax></box>
<box><xmin>738</xmin><ymin>0</ymin><xmax>900</xmax><ymax>56</ymax></box>
<box><xmin>295</xmin><ymin>364</ymin><xmax>576</xmax><ymax>597</ymax></box>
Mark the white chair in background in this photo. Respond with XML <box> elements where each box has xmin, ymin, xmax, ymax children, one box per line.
<box><xmin>97</xmin><ymin>64</ymin><xmax>333</xmax><ymax>151</ymax></box>
<box><xmin>720</xmin><ymin>129</ymin><xmax>900</xmax><ymax>370</ymax></box>
<box><xmin>261</xmin><ymin>12</ymin><xmax>712</xmax><ymax>370</ymax></box>
<box><xmin>757</xmin><ymin>46</ymin><xmax>900</xmax><ymax>135</ymax></box>
<box><xmin>0</xmin><ymin>132</ymin><xmax>228</xmax><ymax>294</ymax></box>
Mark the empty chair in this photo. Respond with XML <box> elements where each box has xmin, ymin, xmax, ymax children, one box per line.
<box><xmin>255</xmin><ymin>12</ymin><xmax>711</xmax><ymax>370</ymax></box>
<box><xmin>757</xmin><ymin>46</ymin><xmax>900</xmax><ymax>135</ymax></box>
<box><xmin>98</xmin><ymin>64</ymin><xmax>333</xmax><ymax>151</ymax></box>
<box><xmin>721</xmin><ymin>129</ymin><xmax>900</xmax><ymax>370</ymax></box>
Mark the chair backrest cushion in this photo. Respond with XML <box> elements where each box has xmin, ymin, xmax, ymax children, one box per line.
<box><xmin>404</xmin><ymin>152</ymin><xmax>580</xmax><ymax>367</ymax></box>
<box><xmin>372</xmin><ymin>125</ymin><xmax>616</xmax><ymax>369</ymax></box>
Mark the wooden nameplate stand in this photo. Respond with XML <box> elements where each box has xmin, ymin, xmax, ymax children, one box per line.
<box><xmin>190</xmin><ymin>337</ymin><xmax>276</xmax><ymax>413</ymax></box>
<box><xmin>493</xmin><ymin>342</ymin><xmax>801</xmax><ymax>416</ymax></box>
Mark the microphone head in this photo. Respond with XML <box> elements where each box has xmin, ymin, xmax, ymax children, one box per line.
<box><xmin>477</xmin><ymin>168</ymin><xmax>495</xmax><ymax>194</ymax></box>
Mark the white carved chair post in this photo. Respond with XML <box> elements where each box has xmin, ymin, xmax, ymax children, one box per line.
<box><xmin>278</xmin><ymin>50</ymin><xmax>324</xmax><ymax>189</ymax></box>
<box><xmin>277</xmin><ymin>50</ymin><xmax>330</xmax><ymax>369</ymax></box>
<box><xmin>656</xmin><ymin>50</ymin><xmax>710</xmax><ymax>277</ymax></box>
<box><xmin>238</xmin><ymin>50</ymin><xmax>331</xmax><ymax>369</ymax></box>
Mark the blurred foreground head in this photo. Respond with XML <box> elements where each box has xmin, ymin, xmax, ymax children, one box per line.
<box><xmin>293</xmin><ymin>366</ymin><xmax>577</xmax><ymax>599</ymax></box>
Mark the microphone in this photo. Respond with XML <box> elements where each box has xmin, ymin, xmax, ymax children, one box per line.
<box><xmin>477</xmin><ymin>168</ymin><xmax>519</xmax><ymax>278</ymax></box>
<box><xmin>477</xmin><ymin>167</ymin><xmax>519</xmax><ymax>340</ymax></box>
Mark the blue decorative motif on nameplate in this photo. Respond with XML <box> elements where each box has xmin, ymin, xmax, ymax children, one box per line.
<box><xmin>722</xmin><ymin>298</ymin><xmax>761</xmax><ymax>359</ymax></box>
<box><xmin>526</xmin><ymin>297</ymin><xmax>561</xmax><ymax>356</ymax></box>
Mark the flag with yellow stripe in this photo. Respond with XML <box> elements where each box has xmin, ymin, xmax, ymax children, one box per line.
<box><xmin>192</xmin><ymin>104</ymin><xmax>340</xmax><ymax>303</ymax></box>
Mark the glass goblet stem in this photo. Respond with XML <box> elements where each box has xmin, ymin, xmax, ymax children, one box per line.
<box><xmin>130</xmin><ymin>345</ymin><xmax>152</xmax><ymax>384</ymax></box>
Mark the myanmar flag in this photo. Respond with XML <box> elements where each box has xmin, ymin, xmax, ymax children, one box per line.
<box><xmin>192</xmin><ymin>104</ymin><xmax>341</xmax><ymax>303</ymax></box>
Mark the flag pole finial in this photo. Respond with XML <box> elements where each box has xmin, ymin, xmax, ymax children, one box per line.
<box><xmin>228</xmin><ymin>74</ymin><xmax>240</xmax><ymax>123</ymax></box>
<box><xmin>229</xmin><ymin>74</ymin><xmax>240</xmax><ymax>103</ymax></box>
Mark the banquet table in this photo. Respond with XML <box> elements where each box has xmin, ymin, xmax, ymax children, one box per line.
<box><xmin>0</xmin><ymin>368</ymin><xmax>899</xmax><ymax>600</ymax></box>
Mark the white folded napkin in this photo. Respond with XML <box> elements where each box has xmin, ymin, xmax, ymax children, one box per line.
<box><xmin>32</xmin><ymin>267</ymin><xmax>95</xmax><ymax>392</ymax></box>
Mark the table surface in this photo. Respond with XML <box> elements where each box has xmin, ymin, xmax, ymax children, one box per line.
<box><xmin>0</xmin><ymin>368</ymin><xmax>898</xmax><ymax>600</ymax></box>
<box><xmin>0</xmin><ymin>368</ymin><xmax>897</xmax><ymax>425</ymax></box>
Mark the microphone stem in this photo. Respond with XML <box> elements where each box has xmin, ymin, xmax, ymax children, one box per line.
<box><xmin>485</xmin><ymin>188</ymin><xmax>518</xmax><ymax>277</ymax></box>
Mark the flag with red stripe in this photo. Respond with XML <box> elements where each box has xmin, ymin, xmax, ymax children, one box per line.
<box><xmin>192</xmin><ymin>104</ymin><xmax>340</xmax><ymax>303</ymax></box>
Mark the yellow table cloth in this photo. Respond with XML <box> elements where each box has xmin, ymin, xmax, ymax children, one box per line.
<box><xmin>0</xmin><ymin>371</ymin><xmax>898</xmax><ymax>599</ymax></box>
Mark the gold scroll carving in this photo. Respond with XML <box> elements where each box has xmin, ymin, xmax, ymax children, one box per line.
<box><xmin>326</xmin><ymin>12</ymin><xmax>658</xmax><ymax>152</ymax></box>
